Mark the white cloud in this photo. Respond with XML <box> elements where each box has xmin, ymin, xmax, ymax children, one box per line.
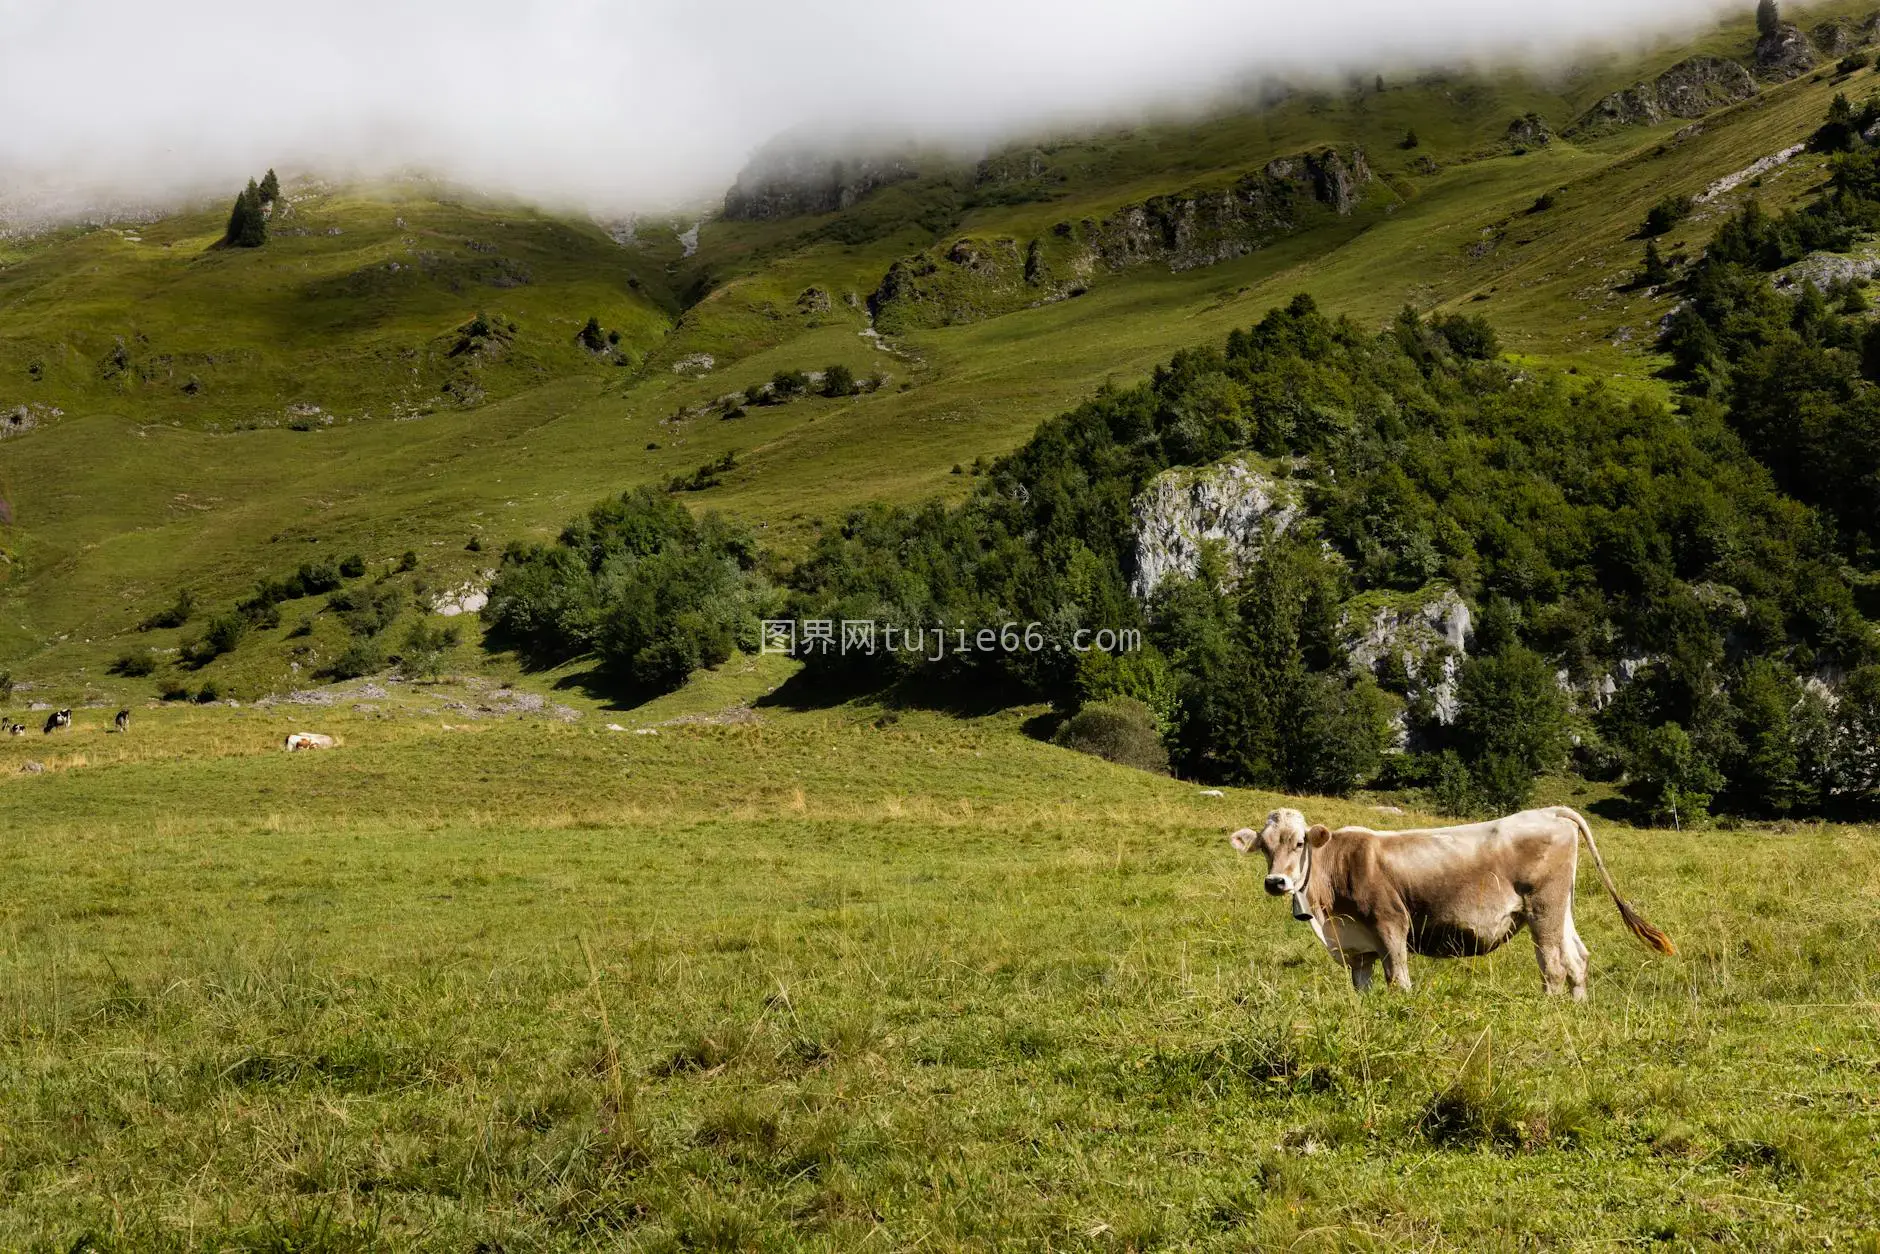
<box><xmin>0</xmin><ymin>0</ymin><xmax>1740</xmax><ymax>214</ymax></box>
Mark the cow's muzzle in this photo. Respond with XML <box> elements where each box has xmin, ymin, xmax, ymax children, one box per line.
<box><xmin>1263</xmin><ymin>875</ymin><xmax>1290</xmax><ymax>896</ymax></box>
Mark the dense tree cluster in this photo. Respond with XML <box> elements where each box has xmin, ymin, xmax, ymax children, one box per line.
<box><xmin>484</xmin><ymin>487</ymin><xmax>769</xmax><ymax>697</ymax></box>
<box><xmin>222</xmin><ymin>169</ymin><xmax>279</xmax><ymax>249</ymax></box>
<box><xmin>477</xmin><ymin>95</ymin><xmax>1880</xmax><ymax>820</ymax></box>
<box><xmin>777</xmin><ymin>294</ymin><xmax>1878</xmax><ymax>815</ymax></box>
<box><xmin>1663</xmin><ymin>92</ymin><xmax>1880</xmax><ymax>558</ymax></box>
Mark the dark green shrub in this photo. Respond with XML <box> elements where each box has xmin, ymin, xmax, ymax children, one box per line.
<box><xmin>158</xmin><ymin>676</ymin><xmax>192</xmax><ymax>701</ymax></box>
<box><xmin>770</xmin><ymin>369</ymin><xmax>808</xmax><ymax>400</ymax></box>
<box><xmin>1455</xmin><ymin>646</ymin><xmax>1568</xmax><ymax>811</ymax></box>
<box><xmin>339</xmin><ymin>554</ymin><xmax>367</xmax><ymax>579</ymax></box>
<box><xmin>327</xmin><ymin>637</ymin><xmax>387</xmax><ymax>681</ymax></box>
<box><xmin>140</xmin><ymin>588</ymin><xmax>195</xmax><ymax>631</ymax></box>
<box><xmin>668</xmin><ymin>450</ymin><xmax>737</xmax><ymax>493</ymax></box>
<box><xmin>1630</xmin><ymin>723</ymin><xmax>1721</xmax><ymax>828</ymax></box>
<box><xmin>397</xmin><ymin>621</ymin><xmax>461</xmax><ymax>681</ymax></box>
<box><xmin>578</xmin><ymin>316</ymin><xmax>607</xmax><ymax>352</ymax></box>
<box><xmin>1643</xmin><ymin>194</ymin><xmax>1693</xmax><ymax>237</ymax></box>
<box><xmin>326</xmin><ymin>584</ymin><xmax>404</xmax><ymax>637</ymax></box>
<box><xmin>1052</xmin><ymin>698</ymin><xmax>1169</xmax><ymax>773</ymax></box>
<box><xmin>1429</xmin><ymin>312</ymin><xmax>1500</xmax><ymax>360</ymax></box>
<box><xmin>111</xmin><ymin>651</ymin><xmax>157</xmax><ymax>678</ymax></box>
<box><xmin>398</xmin><ymin>550</ymin><xmax>419</xmax><ymax>572</ymax></box>
<box><xmin>182</xmin><ymin>613</ymin><xmax>249</xmax><ymax>667</ymax></box>
<box><xmin>821</xmin><ymin>364</ymin><xmax>856</xmax><ymax>397</ymax></box>
<box><xmin>196</xmin><ymin>680</ymin><xmax>222</xmax><ymax>704</ymax></box>
<box><xmin>484</xmin><ymin>486</ymin><xmax>766</xmax><ymax>698</ymax></box>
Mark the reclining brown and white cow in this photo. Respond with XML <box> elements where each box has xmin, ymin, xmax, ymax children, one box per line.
<box><xmin>1229</xmin><ymin>806</ymin><xmax>1674</xmax><ymax>1000</ymax></box>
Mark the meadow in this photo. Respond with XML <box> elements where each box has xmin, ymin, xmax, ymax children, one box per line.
<box><xmin>0</xmin><ymin>666</ymin><xmax>1874</xmax><ymax>1249</ymax></box>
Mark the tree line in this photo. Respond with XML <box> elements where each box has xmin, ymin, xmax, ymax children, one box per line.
<box><xmin>485</xmin><ymin>284</ymin><xmax>1880</xmax><ymax>821</ymax></box>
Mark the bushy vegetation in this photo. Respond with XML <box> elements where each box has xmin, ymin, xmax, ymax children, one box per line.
<box><xmin>772</xmin><ymin>293</ymin><xmax>1876</xmax><ymax>817</ymax></box>
<box><xmin>485</xmin><ymin>487</ymin><xmax>768</xmax><ymax>696</ymax></box>
<box><xmin>1051</xmin><ymin>697</ymin><xmax>1169</xmax><ymax>773</ymax></box>
<box><xmin>139</xmin><ymin>588</ymin><xmax>195</xmax><ymax>631</ymax></box>
<box><xmin>1642</xmin><ymin>194</ymin><xmax>1693</xmax><ymax>237</ymax></box>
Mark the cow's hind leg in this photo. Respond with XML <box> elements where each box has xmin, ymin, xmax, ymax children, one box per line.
<box><xmin>1525</xmin><ymin>884</ymin><xmax>1579</xmax><ymax>999</ymax></box>
<box><xmin>1563</xmin><ymin>912</ymin><xmax>1590</xmax><ymax>1001</ymax></box>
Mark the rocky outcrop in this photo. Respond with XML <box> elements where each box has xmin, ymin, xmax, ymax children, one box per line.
<box><xmin>1573</xmin><ymin>56</ymin><xmax>1757</xmax><ymax>135</ymax></box>
<box><xmin>1341</xmin><ymin>587</ymin><xmax>1472</xmax><ymax>730</ymax></box>
<box><xmin>1755</xmin><ymin>23</ymin><xmax>1819</xmax><ymax>79</ymax></box>
<box><xmin>1567</xmin><ymin>653</ymin><xmax>1663</xmax><ymax>712</ymax></box>
<box><xmin>870</xmin><ymin>148</ymin><xmax>1372</xmax><ymax>331</ymax></box>
<box><xmin>1810</xmin><ymin>15</ymin><xmax>1880</xmax><ymax>56</ymax></box>
<box><xmin>1774</xmin><ymin>246</ymin><xmax>1880</xmax><ymax>292</ymax></box>
<box><xmin>1</xmin><ymin>402</ymin><xmax>60</xmax><ymax>440</ymax></box>
<box><xmin>432</xmin><ymin>579</ymin><xmax>492</xmax><ymax>618</ymax></box>
<box><xmin>1505</xmin><ymin>113</ymin><xmax>1553</xmax><ymax>149</ymax></box>
<box><xmin>1092</xmin><ymin>148</ymin><xmax>1372</xmax><ymax>272</ymax></box>
<box><xmin>722</xmin><ymin>145</ymin><xmax>918</xmax><ymax>221</ymax></box>
<box><xmin>1696</xmin><ymin>142</ymin><xmax>1806</xmax><ymax>203</ymax></box>
<box><xmin>1127</xmin><ymin>458</ymin><xmax>1303</xmax><ymax>600</ymax></box>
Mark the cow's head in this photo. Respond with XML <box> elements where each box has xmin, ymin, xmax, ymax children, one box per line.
<box><xmin>1229</xmin><ymin>808</ymin><xmax>1331</xmax><ymax>896</ymax></box>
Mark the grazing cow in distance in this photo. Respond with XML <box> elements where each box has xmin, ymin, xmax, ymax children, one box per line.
<box><xmin>6</xmin><ymin>722</ymin><xmax>23</xmax><ymax>736</ymax></box>
<box><xmin>283</xmin><ymin>732</ymin><xmax>337</xmax><ymax>751</ymax></box>
<box><xmin>1229</xmin><ymin>806</ymin><xmax>1675</xmax><ymax>1000</ymax></box>
<box><xmin>114</xmin><ymin>709</ymin><xmax>131</xmax><ymax>733</ymax></box>
<box><xmin>42</xmin><ymin>709</ymin><xmax>71</xmax><ymax>735</ymax></box>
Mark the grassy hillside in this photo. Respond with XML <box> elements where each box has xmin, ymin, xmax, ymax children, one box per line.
<box><xmin>0</xmin><ymin>676</ymin><xmax>1874</xmax><ymax>1247</ymax></box>
<box><xmin>2</xmin><ymin>1</ymin><xmax>1877</xmax><ymax>700</ymax></box>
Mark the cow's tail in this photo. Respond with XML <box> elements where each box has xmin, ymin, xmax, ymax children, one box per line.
<box><xmin>1558</xmin><ymin>807</ymin><xmax>1676</xmax><ymax>956</ymax></box>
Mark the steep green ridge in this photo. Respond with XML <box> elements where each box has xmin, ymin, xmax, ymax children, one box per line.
<box><xmin>0</xmin><ymin>183</ymin><xmax>678</xmax><ymax>429</ymax></box>
<box><xmin>4</xmin><ymin>0</ymin><xmax>1878</xmax><ymax>696</ymax></box>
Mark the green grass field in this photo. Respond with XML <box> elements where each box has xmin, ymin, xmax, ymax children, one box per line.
<box><xmin>0</xmin><ymin>670</ymin><xmax>1876</xmax><ymax>1249</ymax></box>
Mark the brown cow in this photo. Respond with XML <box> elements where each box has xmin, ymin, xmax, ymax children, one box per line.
<box><xmin>1229</xmin><ymin>807</ymin><xmax>1674</xmax><ymax>1000</ymax></box>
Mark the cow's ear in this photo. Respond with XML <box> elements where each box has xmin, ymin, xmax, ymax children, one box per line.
<box><xmin>1229</xmin><ymin>827</ymin><xmax>1257</xmax><ymax>853</ymax></box>
<box><xmin>1306</xmin><ymin>824</ymin><xmax>1333</xmax><ymax>848</ymax></box>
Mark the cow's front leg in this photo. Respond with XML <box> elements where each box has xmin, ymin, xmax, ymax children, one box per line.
<box><xmin>1377</xmin><ymin>924</ymin><xmax>1413</xmax><ymax>991</ymax></box>
<box><xmin>1346</xmin><ymin>952</ymin><xmax>1377</xmax><ymax>992</ymax></box>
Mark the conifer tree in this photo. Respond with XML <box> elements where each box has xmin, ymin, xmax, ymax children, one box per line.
<box><xmin>257</xmin><ymin>168</ymin><xmax>280</xmax><ymax>204</ymax></box>
<box><xmin>1641</xmin><ymin>239</ymin><xmax>1671</xmax><ymax>286</ymax></box>
<box><xmin>223</xmin><ymin>178</ymin><xmax>267</xmax><ymax>248</ymax></box>
<box><xmin>1756</xmin><ymin>0</ymin><xmax>1780</xmax><ymax>38</ymax></box>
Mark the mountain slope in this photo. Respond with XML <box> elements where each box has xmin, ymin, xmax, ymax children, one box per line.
<box><xmin>3</xmin><ymin>0</ymin><xmax>1877</xmax><ymax>695</ymax></box>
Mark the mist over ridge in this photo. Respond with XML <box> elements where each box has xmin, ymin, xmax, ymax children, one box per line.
<box><xmin>1</xmin><ymin>0</ymin><xmax>1743</xmax><ymax>219</ymax></box>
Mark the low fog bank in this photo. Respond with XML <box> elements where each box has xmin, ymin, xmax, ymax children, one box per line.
<box><xmin>0</xmin><ymin>0</ymin><xmax>1743</xmax><ymax>221</ymax></box>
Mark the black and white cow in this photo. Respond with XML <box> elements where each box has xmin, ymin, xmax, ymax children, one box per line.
<box><xmin>42</xmin><ymin>709</ymin><xmax>71</xmax><ymax>735</ymax></box>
